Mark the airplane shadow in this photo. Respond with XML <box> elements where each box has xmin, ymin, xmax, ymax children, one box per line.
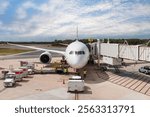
<box><xmin>84</xmin><ymin>65</ymin><xmax>110</xmax><ymax>84</ymax></box>
<box><xmin>82</xmin><ymin>86</ymin><xmax>92</xmax><ymax>94</ymax></box>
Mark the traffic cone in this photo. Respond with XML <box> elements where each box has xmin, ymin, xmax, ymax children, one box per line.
<box><xmin>63</xmin><ymin>79</ymin><xmax>65</xmax><ymax>84</ymax></box>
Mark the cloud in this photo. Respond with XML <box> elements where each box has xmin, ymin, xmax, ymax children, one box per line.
<box><xmin>0</xmin><ymin>0</ymin><xmax>9</xmax><ymax>15</ymax></box>
<box><xmin>0</xmin><ymin>0</ymin><xmax>150</xmax><ymax>41</ymax></box>
<box><xmin>81</xmin><ymin>2</ymin><xmax>112</xmax><ymax>14</ymax></box>
<box><xmin>16</xmin><ymin>1</ymin><xmax>37</xmax><ymax>19</ymax></box>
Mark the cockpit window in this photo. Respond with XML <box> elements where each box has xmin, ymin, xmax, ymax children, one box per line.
<box><xmin>69</xmin><ymin>51</ymin><xmax>85</xmax><ymax>55</ymax></box>
<box><xmin>75</xmin><ymin>51</ymin><xmax>85</xmax><ymax>55</ymax></box>
<box><xmin>69</xmin><ymin>51</ymin><xmax>74</xmax><ymax>54</ymax></box>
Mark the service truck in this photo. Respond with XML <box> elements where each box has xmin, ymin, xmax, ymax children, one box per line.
<box><xmin>68</xmin><ymin>76</ymin><xmax>85</xmax><ymax>92</ymax></box>
<box><xmin>19</xmin><ymin>66</ymin><xmax>28</xmax><ymax>78</ymax></box>
<box><xmin>12</xmin><ymin>69</ymin><xmax>23</xmax><ymax>81</ymax></box>
<box><xmin>3</xmin><ymin>72</ymin><xmax>16</xmax><ymax>87</ymax></box>
<box><xmin>27</xmin><ymin>63</ymin><xmax>35</xmax><ymax>75</ymax></box>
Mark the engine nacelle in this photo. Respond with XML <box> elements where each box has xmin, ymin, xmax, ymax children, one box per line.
<box><xmin>39</xmin><ymin>52</ymin><xmax>52</xmax><ymax>64</ymax></box>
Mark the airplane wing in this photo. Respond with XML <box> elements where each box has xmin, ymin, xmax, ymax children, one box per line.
<box><xmin>0</xmin><ymin>50</ymin><xmax>41</xmax><ymax>60</ymax></box>
<box><xmin>8</xmin><ymin>43</ymin><xmax>65</xmax><ymax>55</ymax></box>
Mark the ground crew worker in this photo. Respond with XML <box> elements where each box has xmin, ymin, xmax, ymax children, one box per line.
<box><xmin>64</xmin><ymin>68</ymin><xmax>67</xmax><ymax>74</ymax></box>
<box><xmin>66</xmin><ymin>68</ymin><xmax>68</xmax><ymax>74</ymax></box>
<box><xmin>55</xmin><ymin>67</ymin><xmax>57</xmax><ymax>73</ymax></box>
<box><xmin>83</xmin><ymin>69</ymin><xmax>87</xmax><ymax>78</ymax></box>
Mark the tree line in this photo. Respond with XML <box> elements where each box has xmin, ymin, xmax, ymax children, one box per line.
<box><xmin>0</xmin><ymin>38</ymin><xmax>150</xmax><ymax>46</ymax></box>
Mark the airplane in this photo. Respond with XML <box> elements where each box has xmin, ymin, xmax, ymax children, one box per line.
<box><xmin>7</xmin><ymin>40</ymin><xmax>90</xmax><ymax>69</ymax></box>
<box><xmin>0</xmin><ymin>26</ymin><xmax>90</xmax><ymax>69</ymax></box>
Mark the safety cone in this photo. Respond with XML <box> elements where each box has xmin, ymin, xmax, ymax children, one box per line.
<box><xmin>63</xmin><ymin>79</ymin><xmax>65</xmax><ymax>84</ymax></box>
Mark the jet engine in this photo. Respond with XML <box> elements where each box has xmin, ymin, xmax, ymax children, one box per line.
<box><xmin>39</xmin><ymin>52</ymin><xmax>52</xmax><ymax>64</ymax></box>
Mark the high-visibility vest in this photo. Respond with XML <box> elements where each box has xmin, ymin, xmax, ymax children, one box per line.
<box><xmin>83</xmin><ymin>70</ymin><xmax>87</xmax><ymax>74</ymax></box>
<box><xmin>64</xmin><ymin>69</ymin><xmax>67</xmax><ymax>73</ymax></box>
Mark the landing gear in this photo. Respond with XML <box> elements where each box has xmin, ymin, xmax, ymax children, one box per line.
<box><xmin>100</xmin><ymin>66</ymin><xmax>107</xmax><ymax>71</ymax></box>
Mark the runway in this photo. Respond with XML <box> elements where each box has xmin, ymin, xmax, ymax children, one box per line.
<box><xmin>0</xmin><ymin>44</ymin><xmax>65</xmax><ymax>59</ymax></box>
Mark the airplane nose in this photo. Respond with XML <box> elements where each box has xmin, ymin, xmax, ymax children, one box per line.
<box><xmin>68</xmin><ymin>56</ymin><xmax>87</xmax><ymax>69</ymax></box>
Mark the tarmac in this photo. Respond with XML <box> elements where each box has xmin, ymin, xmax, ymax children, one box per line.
<box><xmin>0</xmin><ymin>57</ymin><xmax>150</xmax><ymax>100</ymax></box>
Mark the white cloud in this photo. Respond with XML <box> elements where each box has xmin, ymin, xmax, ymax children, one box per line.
<box><xmin>82</xmin><ymin>2</ymin><xmax>112</xmax><ymax>14</ymax></box>
<box><xmin>16</xmin><ymin>8</ymin><xmax>27</xmax><ymax>19</ymax></box>
<box><xmin>16</xmin><ymin>1</ymin><xmax>36</xmax><ymax>19</ymax></box>
<box><xmin>0</xmin><ymin>0</ymin><xmax>9</xmax><ymax>15</ymax></box>
<box><xmin>0</xmin><ymin>0</ymin><xmax>150</xmax><ymax>40</ymax></box>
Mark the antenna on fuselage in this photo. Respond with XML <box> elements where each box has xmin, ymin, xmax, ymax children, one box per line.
<box><xmin>76</xmin><ymin>25</ymin><xmax>79</xmax><ymax>40</ymax></box>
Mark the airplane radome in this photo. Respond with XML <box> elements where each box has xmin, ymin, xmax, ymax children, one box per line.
<box><xmin>65</xmin><ymin>40</ymin><xmax>89</xmax><ymax>69</ymax></box>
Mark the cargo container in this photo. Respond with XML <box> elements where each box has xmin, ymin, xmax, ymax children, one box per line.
<box><xmin>19</xmin><ymin>66</ymin><xmax>28</xmax><ymax>78</ymax></box>
<box><xmin>101</xmin><ymin>43</ymin><xmax>119</xmax><ymax>58</ymax></box>
<box><xmin>119</xmin><ymin>45</ymin><xmax>139</xmax><ymax>60</ymax></box>
<box><xmin>12</xmin><ymin>69</ymin><xmax>23</xmax><ymax>81</ymax></box>
<box><xmin>103</xmin><ymin>56</ymin><xmax>122</xmax><ymax>65</ymax></box>
<box><xmin>139</xmin><ymin>46</ymin><xmax>150</xmax><ymax>62</ymax></box>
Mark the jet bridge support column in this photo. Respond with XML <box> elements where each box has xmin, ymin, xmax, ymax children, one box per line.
<box><xmin>97</xmin><ymin>39</ymin><xmax>100</xmax><ymax>67</ymax></box>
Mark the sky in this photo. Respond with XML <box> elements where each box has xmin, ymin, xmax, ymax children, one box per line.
<box><xmin>0</xmin><ymin>0</ymin><xmax>150</xmax><ymax>42</ymax></box>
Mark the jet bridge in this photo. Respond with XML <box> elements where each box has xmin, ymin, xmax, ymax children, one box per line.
<box><xmin>90</xmin><ymin>41</ymin><xmax>150</xmax><ymax>65</ymax></box>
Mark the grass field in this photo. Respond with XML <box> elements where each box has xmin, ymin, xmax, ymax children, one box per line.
<box><xmin>0</xmin><ymin>48</ymin><xmax>33</xmax><ymax>55</ymax></box>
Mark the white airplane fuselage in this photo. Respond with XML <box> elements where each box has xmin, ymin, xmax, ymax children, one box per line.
<box><xmin>65</xmin><ymin>40</ymin><xmax>89</xmax><ymax>69</ymax></box>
